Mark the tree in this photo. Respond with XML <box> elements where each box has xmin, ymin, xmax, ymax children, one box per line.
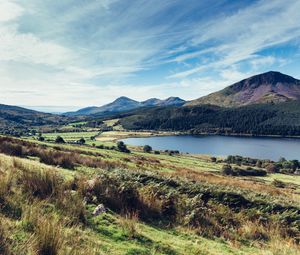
<box><xmin>221</xmin><ymin>164</ymin><xmax>233</xmax><ymax>175</ymax></box>
<box><xmin>37</xmin><ymin>133</ymin><xmax>45</xmax><ymax>141</ymax></box>
<box><xmin>211</xmin><ymin>157</ymin><xmax>217</xmax><ymax>162</ymax></box>
<box><xmin>55</xmin><ymin>136</ymin><xmax>65</xmax><ymax>144</ymax></box>
<box><xmin>78</xmin><ymin>138</ymin><xmax>86</xmax><ymax>145</ymax></box>
<box><xmin>117</xmin><ymin>141</ymin><xmax>130</xmax><ymax>153</ymax></box>
<box><xmin>143</xmin><ymin>145</ymin><xmax>152</xmax><ymax>153</ymax></box>
<box><xmin>266</xmin><ymin>163</ymin><xmax>279</xmax><ymax>173</ymax></box>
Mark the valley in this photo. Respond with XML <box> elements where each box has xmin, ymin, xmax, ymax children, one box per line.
<box><xmin>1</xmin><ymin>71</ymin><xmax>300</xmax><ymax>254</ymax></box>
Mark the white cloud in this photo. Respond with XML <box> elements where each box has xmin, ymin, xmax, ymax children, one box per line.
<box><xmin>0</xmin><ymin>26</ymin><xmax>73</xmax><ymax>66</ymax></box>
<box><xmin>0</xmin><ymin>0</ymin><xmax>23</xmax><ymax>22</ymax></box>
<box><xmin>1</xmin><ymin>0</ymin><xmax>300</xmax><ymax>110</ymax></box>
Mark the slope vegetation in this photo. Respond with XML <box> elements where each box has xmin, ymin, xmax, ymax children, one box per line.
<box><xmin>0</xmin><ymin>136</ymin><xmax>299</xmax><ymax>254</ymax></box>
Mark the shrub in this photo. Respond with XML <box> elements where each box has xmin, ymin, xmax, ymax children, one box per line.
<box><xmin>78</xmin><ymin>138</ymin><xmax>85</xmax><ymax>145</ymax></box>
<box><xmin>221</xmin><ymin>164</ymin><xmax>233</xmax><ymax>175</ymax></box>
<box><xmin>0</xmin><ymin>141</ymin><xmax>23</xmax><ymax>157</ymax></box>
<box><xmin>117</xmin><ymin>141</ymin><xmax>130</xmax><ymax>153</ymax></box>
<box><xmin>231</xmin><ymin>167</ymin><xmax>267</xmax><ymax>176</ymax></box>
<box><xmin>55</xmin><ymin>136</ymin><xmax>65</xmax><ymax>144</ymax></box>
<box><xmin>211</xmin><ymin>157</ymin><xmax>217</xmax><ymax>162</ymax></box>
<box><xmin>266</xmin><ymin>164</ymin><xmax>279</xmax><ymax>173</ymax></box>
<box><xmin>39</xmin><ymin>150</ymin><xmax>75</xmax><ymax>169</ymax></box>
<box><xmin>38</xmin><ymin>136</ymin><xmax>45</xmax><ymax>141</ymax></box>
<box><xmin>143</xmin><ymin>145</ymin><xmax>152</xmax><ymax>153</ymax></box>
<box><xmin>154</xmin><ymin>150</ymin><xmax>160</xmax><ymax>155</ymax></box>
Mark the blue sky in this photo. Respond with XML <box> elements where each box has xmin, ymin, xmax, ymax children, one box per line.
<box><xmin>1</xmin><ymin>0</ymin><xmax>300</xmax><ymax>112</ymax></box>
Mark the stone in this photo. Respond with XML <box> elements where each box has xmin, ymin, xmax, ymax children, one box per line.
<box><xmin>92</xmin><ymin>204</ymin><xmax>106</xmax><ymax>216</ymax></box>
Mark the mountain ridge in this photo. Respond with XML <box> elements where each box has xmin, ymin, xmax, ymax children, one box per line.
<box><xmin>65</xmin><ymin>96</ymin><xmax>186</xmax><ymax>116</ymax></box>
<box><xmin>186</xmin><ymin>71</ymin><xmax>300</xmax><ymax>107</ymax></box>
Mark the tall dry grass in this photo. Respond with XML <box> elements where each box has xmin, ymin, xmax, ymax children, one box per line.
<box><xmin>34</xmin><ymin>216</ymin><xmax>64</xmax><ymax>255</ymax></box>
<box><xmin>118</xmin><ymin>212</ymin><xmax>140</xmax><ymax>239</ymax></box>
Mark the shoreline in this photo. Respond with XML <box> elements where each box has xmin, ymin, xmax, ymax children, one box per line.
<box><xmin>95</xmin><ymin>129</ymin><xmax>300</xmax><ymax>144</ymax></box>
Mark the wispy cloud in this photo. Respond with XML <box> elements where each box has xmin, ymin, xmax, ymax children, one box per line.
<box><xmin>0</xmin><ymin>0</ymin><xmax>300</xmax><ymax>111</ymax></box>
<box><xmin>169</xmin><ymin>0</ymin><xmax>300</xmax><ymax>79</ymax></box>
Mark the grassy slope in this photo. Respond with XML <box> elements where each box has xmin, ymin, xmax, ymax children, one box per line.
<box><xmin>0</xmin><ymin>153</ymin><xmax>263</xmax><ymax>255</ymax></box>
<box><xmin>1</xmin><ymin>135</ymin><xmax>299</xmax><ymax>254</ymax></box>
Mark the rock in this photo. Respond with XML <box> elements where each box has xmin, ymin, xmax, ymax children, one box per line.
<box><xmin>92</xmin><ymin>204</ymin><xmax>106</xmax><ymax>216</ymax></box>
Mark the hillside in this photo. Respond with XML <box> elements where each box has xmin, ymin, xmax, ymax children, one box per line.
<box><xmin>66</xmin><ymin>96</ymin><xmax>185</xmax><ymax>116</ymax></box>
<box><xmin>120</xmin><ymin>101</ymin><xmax>300</xmax><ymax>136</ymax></box>
<box><xmin>186</xmin><ymin>71</ymin><xmax>300</xmax><ymax>107</ymax></box>
<box><xmin>0</xmin><ymin>136</ymin><xmax>299</xmax><ymax>254</ymax></box>
<box><xmin>0</xmin><ymin>104</ymin><xmax>73</xmax><ymax>136</ymax></box>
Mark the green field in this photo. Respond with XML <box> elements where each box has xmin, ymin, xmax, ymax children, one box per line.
<box><xmin>42</xmin><ymin>131</ymin><xmax>100</xmax><ymax>144</ymax></box>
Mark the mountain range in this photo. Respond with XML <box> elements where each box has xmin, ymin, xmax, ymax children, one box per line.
<box><xmin>65</xmin><ymin>96</ymin><xmax>186</xmax><ymax>116</ymax></box>
<box><xmin>1</xmin><ymin>71</ymin><xmax>300</xmax><ymax>136</ymax></box>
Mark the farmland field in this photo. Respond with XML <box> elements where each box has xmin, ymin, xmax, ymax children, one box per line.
<box><xmin>42</xmin><ymin>131</ymin><xmax>100</xmax><ymax>143</ymax></box>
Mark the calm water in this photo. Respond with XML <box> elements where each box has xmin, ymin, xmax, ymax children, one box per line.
<box><xmin>122</xmin><ymin>135</ymin><xmax>300</xmax><ymax>161</ymax></box>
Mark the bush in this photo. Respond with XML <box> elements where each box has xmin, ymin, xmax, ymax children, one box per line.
<box><xmin>266</xmin><ymin>164</ymin><xmax>279</xmax><ymax>173</ymax></box>
<box><xmin>221</xmin><ymin>164</ymin><xmax>233</xmax><ymax>175</ymax></box>
<box><xmin>154</xmin><ymin>150</ymin><xmax>160</xmax><ymax>155</ymax></box>
<box><xmin>211</xmin><ymin>157</ymin><xmax>217</xmax><ymax>162</ymax></box>
<box><xmin>38</xmin><ymin>150</ymin><xmax>75</xmax><ymax>169</ymax></box>
<box><xmin>55</xmin><ymin>136</ymin><xmax>65</xmax><ymax>144</ymax></box>
<box><xmin>117</xmin><ymin>141</ymin><xmax>130</xmax><ymax>153</ymax></box>
<box><xmin>143</xmin><ymin>145</ymin><xmax>152</xmax><ymax>153</ymax></box>
<box><xmin>232</xmin><ymin>167</ymin><xmax>267</xmax><ymax>176</ymax></box>
<box><xmin>0</xmin><ymin>141</ymin><xmax>23</xmax><ymax>157</ymax></box>
<box><xmin>78</xmin><ymin>138</ymin><xmax>85</xmax><ymax>145</ymax></box>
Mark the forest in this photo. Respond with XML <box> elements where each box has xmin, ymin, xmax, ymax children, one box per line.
<box><xmin>119</xmin><ymin>101</ymin><xmax>300</xmax><ymax>136</ymax></box>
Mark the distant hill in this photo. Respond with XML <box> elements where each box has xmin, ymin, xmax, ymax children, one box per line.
<box><xmin>65</xmin><ymin>96</ymin><xmax>186</xmax><ymax>116</ymax></box>
<box><xmin>0</xmin><ymin>104</ymin><xmax>71</xmax><ymax>135</ymax></box>
<box><xmin>186</xmin><ymin>71</ymin><xmax>300</xmax><ymax>107</ymax></box>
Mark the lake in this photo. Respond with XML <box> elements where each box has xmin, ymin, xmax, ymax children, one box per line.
<box><xmin>122</xmin><ymin>135</ymin><xmax>300</xmax><ymax>161</ymax></box>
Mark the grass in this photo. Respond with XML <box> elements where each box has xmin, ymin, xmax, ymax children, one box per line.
<box><xmin>42</xmin><ymin>131</ymin><xmax>100</xmax><ymax>143</ymax></box>
<box><xmin>0</xmin><ymin>135</ymin><xmax>299</xmax><ymax>254</ymax></box>
<box><xmin>95</xmin><ymin>130</ymin><xmax>176</xmax><ymax>142</ymax></box>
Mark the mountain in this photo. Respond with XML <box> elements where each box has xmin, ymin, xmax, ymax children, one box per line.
<box><xmin>66</xmin><ymin>97</ymin><xmax>140</xmax><ymax>116</ymax></box>
<box><xmin>66</xmin><ymin>96</ymin><xmax>186</xmax><ymax>116</ymax></box>
<box><xmin>186</xmin><ymin>71</ymin><xmax>300</xmax><ymax>107</ymax></box>
<box><xmin>141</xmin><ymin>97</ymin><xmax>185</xmax><ymax>107</ymax></box>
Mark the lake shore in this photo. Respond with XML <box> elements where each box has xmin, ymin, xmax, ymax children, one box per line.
<box><xmin>96</xmin><ymin>129</ymin><xmax>300</xmax><ymax>142</ymax></box>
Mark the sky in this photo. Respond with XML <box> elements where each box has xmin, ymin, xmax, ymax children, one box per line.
<box><xmin>1</xmin><ymin>0</ymin><xmax>300</xmax><ymax>112</ymax></box>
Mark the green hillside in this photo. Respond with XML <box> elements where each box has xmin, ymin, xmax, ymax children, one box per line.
<box><xmin>0</xmin><ymin>136</ymin><xmax>299</xmax><ymax>254</ymax></box>
<box><xmin>119</xmin><ymin>101</ymin><xmax>300</xmax><ymax>136</ymax></box>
